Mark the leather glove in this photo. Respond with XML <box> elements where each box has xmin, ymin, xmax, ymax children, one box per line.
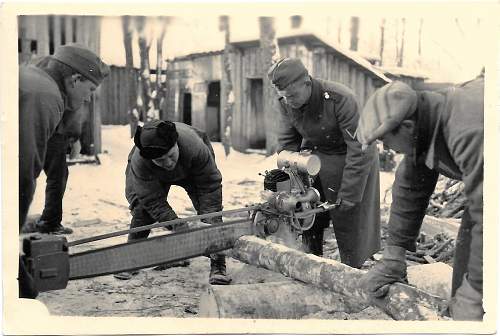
<box><xmin>337</xmin><ymin>198</ymin><xmax>356</xmax><ymax>212</ymax></box>
<box><xmin>449</xmin><ymin>275</ymin><xmax>484</xmax><ymax>321</ymax></box>
<box><xmin>360</xmin><ymin>245</ymin><xmax>408</xmax><ymax>298</ymax></box>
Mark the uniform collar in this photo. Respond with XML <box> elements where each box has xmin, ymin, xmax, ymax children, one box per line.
<box><xmin>300</xmin><ymin>77</ymin><xmax>322</xmax><ymax>113</ymax></box>
<box><xmin>38</xmin><ymin>64</ymin><xmax>71</xmax><ymax>111</ymax></box>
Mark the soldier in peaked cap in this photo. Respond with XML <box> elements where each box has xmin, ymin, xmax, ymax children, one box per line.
<box><xmin>357</xmin><ymin>77</ymin><xmax>484</xmax><ymax>320</ymax></box>
<box><xmin>19</xmin><ymin>44</ymin><xmax>109</xmax><ymax>234</ymax></box>
<box><xmin>114</xmin><ymin>120</ymin><xmax>232</xmax><ymax>285</ymax></box>
<box><xmin>268</xmin><ymin>58</ymin><xmax>381</xmax><ymax>268</ymax></box>
<box><xmin>18</xmin><ymin>44</ymin><xmax>109</xmax><ymax>298</ymax></box>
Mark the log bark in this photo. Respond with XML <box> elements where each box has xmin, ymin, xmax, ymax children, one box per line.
<box><xmin>231</xmin><ymin>236</ymin><xmax>448</xmax><ymax>320</ymax></box>
<box><xmin>199</xmin><ymin>281</ymin><xmax>361</xmax><ymax>319</ymax></box>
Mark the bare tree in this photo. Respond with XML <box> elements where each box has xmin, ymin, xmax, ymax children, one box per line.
<box><xmin>219</xmin><ymin>15</ymin><xmax>234</xmax><ymax>156</ymax></box>
<box><xmin>135</xmin><ymin>16</ymin><xmax>155</xmax><ymax>121</ymax></box>
<box><xmin>259</xmin><ymin>16</ymin><xmax>279</xmax><ymax>155</ymax></box>
<box><xmin>122</xmin><ymin>15</ymin><xmax>138</xmax><ymax>136</ymax></box>
<box><xmin>154</xmin><ymin>16</ymin><xmax>170</xmax><ymax>117</ymax></box>
<box><xmin>397</xmin><ymin>18</ymin><xmax>406</xmax><ymax>67</ymax></box>
<box><xmin>418</xmin><ymin>18</ymin><xmax>423</xmax><ymax>57</ymax></box>
<box><xmin>379</xmin><ymin>18</ymin><xmax>386</xmax><ymax>65</ymax></box>
<box><xmin>350</xmin><ymin>16</ymin><xmax>359</xmax><ymax>51</ymax></box>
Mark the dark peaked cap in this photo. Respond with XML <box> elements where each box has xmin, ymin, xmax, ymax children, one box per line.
<box><xmin>267</xmin><ymin>58</ymin><xmax>309</xmax><ymax>90</ymax></box>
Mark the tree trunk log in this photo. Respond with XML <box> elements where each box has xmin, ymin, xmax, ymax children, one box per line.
<box><xmin>231</xmin><ymin>236</ymin><xmax>448</xmax><ymax>320</ymax></box>
<box><xmin>199</xmin><ymin>281</ymin><xmax>361</xmax><ymax>319</ymax></box>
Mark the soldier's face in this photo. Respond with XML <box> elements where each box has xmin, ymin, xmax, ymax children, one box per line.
<box><xmin>277</xmin><ymin>80</ymin><xmax>311</xmax><ymax>109</ymax></box>
<box><xmin>66</xmin><ymin>75</ymin><xmax>97</xmax><ymax>111</ymax></box>
<box><xmin>152</xmin><ymin>144</ymin><xmax>180</xmax><ymax>170</ymax></box>
<box><xmin>380</xmin><ymin>120</ymin><xmax>415</xmax><ymax>155</ymax></box>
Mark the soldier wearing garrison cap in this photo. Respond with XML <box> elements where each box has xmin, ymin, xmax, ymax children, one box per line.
<box><xmin>268</xmin><ymin>58</ymin><xmax>381</xmax><ymax>268</ymax></box>
<box><xmin>19</xmin><ymin>44</ymin><xmax>109</xmax><ymax>234</ymax></box>
<box><xmin>358</xmin><ymin>76</ymin><xmax>484</xmax><ymax>320</ymax></box>
<box><xmin>114</xmin><ymin>120</ymin><xmax>232</xmax><ymax>286</ymax></box>
<box><xmin>18</xmin><ymin>43</ymin><xmax>109</xmax><ymax>298</ymax></box>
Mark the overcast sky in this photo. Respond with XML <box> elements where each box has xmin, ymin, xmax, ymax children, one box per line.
<box><xmin>100</xmin><ymin>11</ymin><xmax>489</xmax><ymax>83</ymax></box>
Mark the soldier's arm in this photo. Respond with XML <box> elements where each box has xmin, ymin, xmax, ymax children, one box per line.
<box><xmin>129</xmin><ymin>159</ymin><xmax>178</xmax><ymax>223</ymax></box>
<box><xmin>276</xmin><ymin>99</ymin><xmax>302</xmax><ymax>152</ymax></box>
<box><xmin>335</xmin><ymin>94</ymin><xmax>377</xmax><ymax>203</ymax></box>
<box><xmin>387</xmin><ymin>156</ymin><xmax>439</xmax><ymax>251</ymax></box>
<box><xmin>190</xmin><ymin>144</ymin><xmax>224</xmax><ymax>217</ymax></box>
<box><xmin>449</xmin><ymin>128</ymin><xmax>483</xmax><ymax>293</ymax></box>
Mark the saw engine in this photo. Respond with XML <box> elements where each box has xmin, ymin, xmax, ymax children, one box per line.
<box><xmin>253</xmin><ymin>150</ymin><xmax>322</xmax><ymax>236</ymax></box>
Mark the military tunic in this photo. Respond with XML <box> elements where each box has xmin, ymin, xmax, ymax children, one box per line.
<box><xmin>387</xmin><ymin>77</ymin><xmax>483</xmax><ymax>294</ymax></box>
<box><xmin>277</xmin><ymin>78</ymin><xmax>381</xmax><ymax>267</ymax></box>
<box><xmin>125</xmin><ymin>122</ymin><xmax>223</xmax><ymax>239</ymax></box>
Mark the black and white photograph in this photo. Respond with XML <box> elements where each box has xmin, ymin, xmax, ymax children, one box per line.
<box><xmin>1</xmin><ymin>1</ymin><xmax>498</xmax><ymax>334</ymax></box>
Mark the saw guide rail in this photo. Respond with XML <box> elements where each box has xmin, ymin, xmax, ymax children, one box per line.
<box><xmin>21</xmin><ymin>150</ymin><xmax>338</xmax><ymax>294</ymax></box>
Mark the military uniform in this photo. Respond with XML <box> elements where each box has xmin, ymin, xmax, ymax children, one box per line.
<box><xmin>277</xmin><ymin>78</ymin><xmax>380</xmax><ymax>268</ymax></box>
<box><xmin>19</xmin><ymin>65</ymin><xmax>66</xmax><ymax>229</ymax></box>
<box><xmin>387</xmin><ymin>77</ymin><xmax>483</xmax><ymax>295</ymax></box>
<box><xmin>125</xmin><ymin>122</ymin><xmax>223</xmax><ymax>233</ymax></box>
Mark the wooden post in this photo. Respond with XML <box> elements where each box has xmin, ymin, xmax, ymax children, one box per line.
<box><xmin>231</xmin><ymin>236</ymin><xmax>448</xmax><ymax>320</ymax></box>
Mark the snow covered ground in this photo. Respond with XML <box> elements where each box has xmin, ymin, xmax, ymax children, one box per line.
<box><xmin>29</xmin><ymin>125</ymin><xmax>395</xmax><ymax>319</ymax></box>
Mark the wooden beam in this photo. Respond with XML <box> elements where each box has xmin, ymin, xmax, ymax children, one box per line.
<box><xmin>231</xmin><ymin>236</ymin><xmax>448</xmax><ymax>320</ymax></box>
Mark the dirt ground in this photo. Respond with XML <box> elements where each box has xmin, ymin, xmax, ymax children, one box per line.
<box><xmin>28</xmin><ymin>125</ymin><xmax>397</xmax><ymax>320</ymax></box>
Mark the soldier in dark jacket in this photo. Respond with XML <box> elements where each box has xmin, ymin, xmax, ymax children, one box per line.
<box><xmin>19</xmin><ymin>44</ymin><xmax>108</xmax><ymax>298</ymax></box>
<box><xmin>114</xmin><ymin>120</ymin><xmax>231</xmax><ymax>285</ymax></box>
<box><xmin>19</xmin><ymin>44</ymin><xmax>109</xmax><ymax>232</ymax></box>
<box><xmin>357</xmin><ymin>78</ymin><xmax>484</xmax><ymax>320</ymax></box>
<box><xmin>267</xmin><ymin>58</ymin><xmax>380</xmax><ymax>268</ymax></box>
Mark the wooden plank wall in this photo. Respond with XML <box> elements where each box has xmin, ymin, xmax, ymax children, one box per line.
<box><xmin>99</xmin><ymin>66</ymin><xmax>139</xmax><ymax>125</ymax></box>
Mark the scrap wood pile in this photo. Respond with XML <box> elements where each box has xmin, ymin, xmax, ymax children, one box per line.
<box><xmin>406</xmin><ymin>232</ymin><xmax>455</xmax><ymax>265</ymax></box>
<box><xmin>426</xmin><ymin>177</ymin><xmax>466</xmax><ymax>219</ymax></box>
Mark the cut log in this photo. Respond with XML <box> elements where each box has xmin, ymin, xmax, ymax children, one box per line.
<box><xmin>231</xmin><ymin>236</ymin><xmax>448</xmax><ymax>320</ymax></box>
<box><xmin>199</xmin><ymin>281</ymin><xmax>364</xmax><ymax>319</ymax></box>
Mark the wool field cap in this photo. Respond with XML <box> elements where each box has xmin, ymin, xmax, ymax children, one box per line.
<box><xmin>134</xmin><ymin>120</ymin><xmax>179</xmax><ymax>159</ymax></box>
<box><xmin>267</xmin><ymin>58</ymin><xmax>309</xmax><ymax>90</ymax></box>
<box><xmin>357</xmin><ymin>81</ymin><xmax>418</xmax><ymax>145</ymax></box>
<box><xmin>52</xmin><ymin>43</ymin><xmax>110</xmax><ymax>85</ymax></box>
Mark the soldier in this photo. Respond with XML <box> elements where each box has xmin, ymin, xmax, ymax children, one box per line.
<box><xmin>19</xmin><ymin>44</ymin><xmax>109</xmax><ymax>231</ymax></box>
<box><xmin>357</xmin><ymin>77</ymin><xmax>484</xmax><ymax>320</ymax></box>
<box><xmin>114</xmin><ymin>120</ymin><xmax>231</xmax><ymax>285</ymax></box>
<box><xmin>267</xmin><ymin>58</ymin><xmax>381</xmax><ymax>268</ymax></box>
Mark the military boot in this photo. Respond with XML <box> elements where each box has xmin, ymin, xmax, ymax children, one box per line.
<box><xmin>209</xmin><ymin>254</ymin><xmax>232</xmax><ymax>285</ymax></box>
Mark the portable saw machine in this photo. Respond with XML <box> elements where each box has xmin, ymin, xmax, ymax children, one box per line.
<box><xmin>21</xmin><ymin>150</ymin><xmax>338</xmax><ymax>293</ymax></box>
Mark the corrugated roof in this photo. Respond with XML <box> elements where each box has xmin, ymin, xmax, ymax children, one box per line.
<box><xmin>378</xmin><ymin>66</ymin><xmax>429</xmax><ymax>80</ymax></box>
<box><xmin>232</xmin><ymin>33</ymin><xmax>391</xmax><ymax>83</ymax></box>
<box><xmin>167</xmin><ymin>50</ymin><xmax>223</xmax><ymax>63</ymax></box>
<box><xmin>166</xmin><ymin>33</ymin><xmax>393</xmax><ymax>83</ymax></box>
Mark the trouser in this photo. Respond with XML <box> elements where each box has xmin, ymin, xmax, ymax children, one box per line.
<box><xmin>38</xmin><ymin>133</ymin><xmax>70</xmax><ymax>228</ymax></box>
<box><xmin>389</xmin><ymin>207</ymin><xmax>482</xmax><ymax>295</ymax></box>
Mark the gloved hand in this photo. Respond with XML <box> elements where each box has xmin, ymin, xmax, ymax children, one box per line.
<box><xmin>337</xmin><ymin>198</ymin><xmax>357</xmax><ymax>212</ymax></box>
<box><xmin>449</xmin><ymin>275</ymin><xmax>484</xmax><ymax>321</ymax></box>
<box><xmin>360</xmin><ymin>245</ymin><xmax>408</xmax><ymax>298</ymax></box>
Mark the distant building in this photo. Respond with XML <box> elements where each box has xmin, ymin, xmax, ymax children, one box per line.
<box><xmin>164</xmin><ymin>33</ymin><xmax>391</xmax><ymax>152</ymax></box>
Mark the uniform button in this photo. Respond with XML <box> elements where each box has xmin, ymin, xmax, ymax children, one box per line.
<box><xmin>326</xmin><ymin>135</ymin><xmax>330</xmax><ymax>139</ymax></box>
